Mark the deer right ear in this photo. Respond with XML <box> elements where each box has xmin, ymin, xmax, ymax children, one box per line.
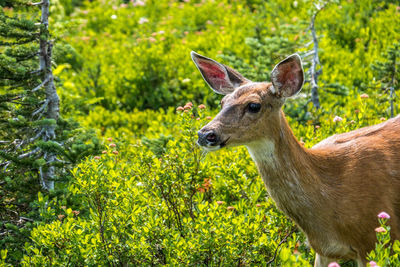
<box><xmin>270</xmin><ymin>54</ymin><xmax>304</xmax><ymax>98</ymax></box>
<box><xmin>191</xmin><ymin>51</ymin><xmax>248</xmax><ymax>95</ymax></box>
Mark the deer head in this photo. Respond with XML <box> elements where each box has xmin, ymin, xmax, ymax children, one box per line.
<box><xmin>191</xmin><ymin>51</ymin><xmax>304</xmax><ymax>151</ymax></box>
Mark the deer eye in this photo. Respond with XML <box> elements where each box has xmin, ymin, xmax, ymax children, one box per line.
<box><xmin>247</xmin><ymin>103</ymin><xmax>261</xmax><ymax>113</ymax></box>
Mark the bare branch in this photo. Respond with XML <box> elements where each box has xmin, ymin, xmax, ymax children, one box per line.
<box><xmin>30</xmin><ymin>1</ymin><xmax>44</xmax><ymax>6</ymax></box>
<box><xmin>18</xmin><ymin>147</ymin><xmax>40</xmax><ymax>159</ymax></box>
<box><xmin>32</xmin><ymin>99</ymin><xmax>49</xmax><ymax>117</ymax></box>
<box><xmin>31</xmin><ymin>76</ymin><xmax>50</xmax><ymax>92</ymax></box>
<box><xmin>265</xmin><ymin>227</ymin><xmax>297</xmax><ymax>265</ymax></box>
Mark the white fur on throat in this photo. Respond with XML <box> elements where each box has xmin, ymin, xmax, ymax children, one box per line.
<box><xmin>246</xmin><ymin>139</ymin><xmax>278</xmax><ymax>170</ymax></box>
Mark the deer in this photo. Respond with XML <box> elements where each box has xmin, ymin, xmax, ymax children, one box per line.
<box><xmin>191</xmin><ymin>51</ymin><xmax>400</xmax><ymax>266</ymax></box>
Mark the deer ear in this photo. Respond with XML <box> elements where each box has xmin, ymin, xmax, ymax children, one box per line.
<box><xmin>270</xmin><ymin>54</ymin><xmax>304</xmax><ymax>98</ymax></box>
<box><xmin>191</xmin><ymin>51</ymin><xmax>248</xmax><ymax>95</ymax></box>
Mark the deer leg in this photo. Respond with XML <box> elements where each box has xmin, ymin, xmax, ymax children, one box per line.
<box><xmin>314</xmin><ymin>253</ymin><xmax>336</xmax><ymax>267</ymax></box>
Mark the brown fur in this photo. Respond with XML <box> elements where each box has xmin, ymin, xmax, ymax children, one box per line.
<box><xmin>192</xmin><ymin>52</ymin><xmax>400</xmax><ymax>266</ymax></box>
<box><xmin>200</xmin><ymin>82</ymin><xmax>400</xmax><ymax>265</ymax></box>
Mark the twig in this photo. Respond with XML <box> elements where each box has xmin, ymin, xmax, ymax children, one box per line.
<box><xmin>30</xmin><ymin>1</ymin><xmax>44</xmax><ymax>6</ymax></box>
<box><xmin>32</xmin><ymin>99</ymin><xmax>49</xmax><ymax>117</ymax></box>
<box><xmin>18</xmin><ymin>147</ymin><xmax>40</xmax><ymax>159</ymax></box>
<box><xmin>31</xmin><ymin>76</ymin><xmax>50</xmax><ymax>92</ymax></box>
<box><xmin>265</xmin><ymin>227</ymin><xmax>297</xmax><ymax>265</ymax></box>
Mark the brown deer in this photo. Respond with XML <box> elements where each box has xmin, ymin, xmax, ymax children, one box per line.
<box><xmin>191</xmin><ymin>51</ymin><xmax>400</xmax><ymax>266</ymax></box>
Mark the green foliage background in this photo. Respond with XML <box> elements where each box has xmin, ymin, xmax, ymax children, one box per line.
<box><xmin>2</xmin><ymin>0</ymin><xmax>400</xmax><ymax>265</ymax></box>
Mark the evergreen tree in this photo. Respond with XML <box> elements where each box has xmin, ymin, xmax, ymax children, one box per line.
<box><xmin>0</xmin><ymin>0</ymin><xmax>61</xmax><ymax>190</ymax></box>
<box><xmin>0</xmin><ymin>2</ymin><xmax>100</xmax><ymax>263</ymax></box>
<box><xmin>372</xmin><ymin>42</ymin><xmax>400</xmax><ymax>118</ymax></box>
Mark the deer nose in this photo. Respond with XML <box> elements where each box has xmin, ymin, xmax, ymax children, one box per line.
<box><xmin>197</xmin><ymin>130</ymin><xmax>219</xmax><ymax>146</ymax></box>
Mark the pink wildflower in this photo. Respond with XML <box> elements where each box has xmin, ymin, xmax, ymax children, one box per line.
<box><xmin>360</xmin><ymin>93</ymin><xmax>369</xmax><ymax>99</ymax></box>
<box><xmin>328</xmin><ymin>262</ymin><xmax>340</xmax><ymax>267</ymax></box>
<box><xmin>112</xmin><ymin>151</ymin><xmax>119</xmax><ymax>155</ymax></box>
<box><xmin>138</xmin><ymin>17</ymin><xmax>149</xmax><ymax>24</ymax></box>
<box><xmin>102</xmin><ymin>150</ymin><xmax>107</xmax><ymax>154</ymax></box>
<box><xmin>216</xmin><ymin>201</ymin><xmax>224</xmax><ymax>205</ymax></box>
<box><xmin>380</xmin><ymin>117</ymin><xmax>386</xmax><ymax>121</ymax></box>
<box><xmin>206</xmin><ymin>116</ymin><xmax>213</xmax><ymax>120</ymax></box>
<box><xmin>94</xmin><ymin>156</ymin><xmax>101</xmax><ymax>160</ymax></box>
<box><xmin>132</xmin><ymin>0</ymin><xmax>145</xmax><ymax>7</ymax></box>
<box><xmin>107</xmin><ymin>137</ymin><xmax>113</xmax><ymax>142</ymax></box>
<box><xmin>110</xmin><ymin>143</ymin><xmax>116</xmax><ymax>148</ymax></box>
<box><xmin>369</xmin><ymin>261</ymin><xmax>378</xmax><ymax>267</ymax></box>
<box><xmin>375</xmin><ymin>227</ymin><xmax>386</xmax><ymax>233</ymax></box>
<box><xmin>198</xmin><ymin>104</ymin><xmax>206</xmax><ymax>109</ymax></box>
<box><xmin>378</xmin><ymin>212</ymin><xmax>390</xmax><ymax>219</ymax></box>
<box><xmin>176</xmin><ymin>106</ymin><xmax>184</xmax><ymax>112</ymax></box>
<box><xmin>333</xmin><ymin>116</ymin><xmax>343</xmax><ymax>122</ymax></box>
<box><xmin>227</xmin><ymin>206</ymin><xmax>235</xmax><ymax>211</ymax></box>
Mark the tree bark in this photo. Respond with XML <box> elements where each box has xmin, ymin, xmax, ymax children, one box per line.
<box><xmin>39</xmin><ymin>0</ymin><xmax>59</xmax><ymax>190</ymax></box>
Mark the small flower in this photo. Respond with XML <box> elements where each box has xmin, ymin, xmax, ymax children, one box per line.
<box><xmin>333</xmin><ymin>116</ymin><xmax>343</xmax><ymax>122</ymax></box>
<box><xmin>132</xmin><ymin>0</ymin><xmax>145</xmax><ymax>7</ymax></box>
<box><xmin>256</xmin><ymin>204</ymin><xmax>262</xmax><ymax>207</ymax></box>
<box><xmin>120</xmin><ymin>3</ymin><xmax>128</xmax><ymax>8</ymax></box>
<box><xmin>138</xmin><ymin>17</ymin><xmax>149</xmax><ymax>24</ymax></box>
<box><xmin>112</xmin><ymin>151</ymin><xmax>119</xmax><ymax>155</ymax></box>
<box><xmin>61</xmin><ymin>206</ymin><xmax>66</xmax><ymax>210</ymax></box>
<box><xmin>380</xmin><ymin>117</ymin><xmax>386</xmax><ymax>121</ymax></box>
<box><xmin>94</xmin><ymin>156</ymin><xmax>101</xmax><ymax>160</ymax></box>
<box><xmin>110</xmin><ymin>143</ymin><xmax>116</xmax><ymax>148</ymax></box>
<box><xmin>182</xmin><ymin>78</ymin><xmax>191</xmax><ymax>83</ymax></box>
<box><xmin>227</xmin><ymin>206</ymin><xmax>235</xmax><ymax>211</ymax></box>
<box><xmin>206</xmin><ymin>116</ymin><xmax>213</xmax><ymax>120</ymax></box>
<box><xmin>148</xmin><ymin>37</ymin><xmax>156</xmax><ymax>43</ymax></box>
<box><xmin>360</xmin><ymin>93</ymin><xmax>369</xmax><ymax>99</ymax></box>
<box><xmin>369</xmin><ymin>261</ymin><xmax>378</xmax><ymax>267</ymax></box>
<box><xmin>102</xmin><ymin>150</ymin><xmax>107</xmax><ymax>154</ymax></box>
<box><xmin>107</xmin><ymin>137</ymin><xmax>113</xmax><ymax>142</ymax></box>
<box><xmin>111</xmin><ymin>14</ymin><xmax>117</xmax><ymax>19</ymax></box>
<box><xmin>184</xmin><ymin>104</ymin><xmax>192</xmax><ymax>110</ymax></box>
<box><xmin>58</xmin><ymin>214</ymin><xmax>65</xmax><ymax>221</ymax></box>
<box><xmin>216</xmin><ymin>201</ymin><xmax>224</xmax><ymax>205</ymax></box>
<box><xmin>72</xmin><ymin>210</ymin><xmax>80</xmax><ymax>216</ymax></box>
<box><xmin>315</xmin><ymin>125</ymin><xmax>320</xmax><ymax>129</ymax></box>
<box><xmin>186</xmin><ymin>102</ymin><xmax>193</xmax><ymax>107</ymax></box>
<box><xmin>375</xmin><ymin>226</ymin><xmax>386</xmax><ymax>233</ymax></box>
<box><xmin>328</xmin><ymin>263</ymin><xmax>340</xmax><ymax>267</ymax></box>
<box><xmin>196</xmin><ymin>118</ymin><xmax>200</xmax><ymax>121</ymax></box>
<box><xmin>378</xmin><ymin>211</ymin><xmax>390</xmax><ymax>219</ymax></box>
<box><xmin>355</xmin><ymin>109</ymin><xmax>360</xmax><ymax>114</ymax></box>
<box><xmin>184</xmin><ymin>110</ymin><xmax>189</xmax><ymax>113</ymax></box>
<box><xmin>176</xmin><ymin>106</ymin><xmax>184</xmax><ymax>111</ymax></box>
<box><xmin>350</xmin><ymin>120</ymin><xmax>356</xmax><ymax>124</ymax></box>
<box><xmin>198</xmin><ymin>104</ymin><xmax>206</xmax><ymax>109</ymax></box>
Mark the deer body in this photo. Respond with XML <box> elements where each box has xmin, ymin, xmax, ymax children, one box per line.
<box><xmin>248</xmin><ymin>110</ymin><xmax>400</xmax><ymax>263</ymax></box>
<box><xmin>191</xmin><ymin>51</ymin><xmax>400</xmax><ymax>266</ymax></box>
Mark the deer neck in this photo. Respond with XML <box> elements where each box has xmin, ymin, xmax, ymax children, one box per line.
<box><xmin>245</xmin><ymin>110</ymin><xmax>322</xmax><ymax>227</ymax></box>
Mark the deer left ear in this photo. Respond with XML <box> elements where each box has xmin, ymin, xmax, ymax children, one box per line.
<box><xmin>270</xmin><ymin>54</ymin><xmax>304</xmax><ymax>98</ymax></box>
<box><xmin>191</xmin><ymin>51</ymin><xmax>248</xmax><ymax>95</ymax></box>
